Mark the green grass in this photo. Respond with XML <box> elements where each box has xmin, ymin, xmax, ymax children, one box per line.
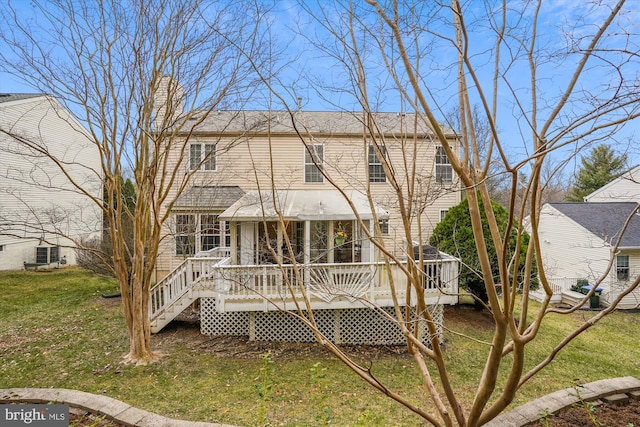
<box><xmin>1</xmin><ymin>268</ymin><xmax>639</xmax><ymax>426</ymax></box>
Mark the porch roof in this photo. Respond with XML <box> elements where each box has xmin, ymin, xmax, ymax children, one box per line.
<box><xmin>219</xmin><ymin>189</ymin><xmax>389</xmax><ymax>222</ymax></box>
<box><xmin>174</xmin><ymin>186</ymin><xmax>245</xmax><ymax>209</ymax></box>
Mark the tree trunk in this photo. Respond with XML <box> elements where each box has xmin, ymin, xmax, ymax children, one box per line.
<box><xmin>124</xmin><ymin>274</ymin><xmax>156</xmax><ymax>364</ymax></box>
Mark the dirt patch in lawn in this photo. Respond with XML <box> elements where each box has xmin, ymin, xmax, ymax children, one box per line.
<box><xmin>154</xmin><ymin>315</ymin><xmax>412</xmax><ymax>361</ymax></box>
<box><xmin>151</xmin><ymin>303</ymin><xmax>494</xmax><ymax>360</ymax></box>
<box><xmin>525</xmin><ymin>400</ymin><xmax>640</xmax><ymax>426</ymax></box>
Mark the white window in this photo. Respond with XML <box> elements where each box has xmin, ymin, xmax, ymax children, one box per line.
<box><xmin>435</xmin><ymin>146</ymin><xmax>453</xmax><ymax>184</ymax></box>
<box><xmin>175</xmin><ymin>214</ymin><xmax>196</xmax><ymax>255</ymax></box>
<box><xmin>200</xmin><ymin>214</ymin><xmax>221</xmax><ymax>251</ymax></box>
<box><xmin>304</xmin><ymin>144</ymin><xmax>324</xmax><ymax>183</ymax></box>
<box><xmin>36</xmin><ymin>246</ymin><xmax>59</xmax><ymax>264</ymax></box>
<box><xmin>439</xmin><ymin>209</ymin><xmax>449</xmax><ymax>222</ymax></box>
<box><xmin>176</xmin><ymin>213</ymin><xmax>228</xmax><ymax>256</ymax></box>
<box><xmin>368</xmin><ymin>145</ymin><xmax>387</xmax><ymax>183</ymax></box>
<box><xmin>616</xmin><ymin>254</ymin><xmax>630</xmax><ymax>281</ymax></box>
<box><xmin>378</xmin><ymin>219</ymin><xmax>389</xmax><ymax>234</ymax></box>
<box><xmin>189</xmin><ymin>143</ymin><xmax>216</xmax><ymax>171</ymax></box>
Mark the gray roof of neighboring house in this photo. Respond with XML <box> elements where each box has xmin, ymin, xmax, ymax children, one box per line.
<box><xmin>0</xmin><ymin>93</ymin><xmax>43</xmax><ymax>104</ymax></box>
<box><xmin>185</xmin><ymin>110</ymin><xmax>456</xmax><ymax>137</ymax></box>
<box><xmin>174</xmin><ymin>186</ymin><xmax>245</xmax><ymax>209</ymax></box>
<box><xmin>550</xmin><ymin>202</ymin><xmax>640</xmax><ymax>247</ymax></box>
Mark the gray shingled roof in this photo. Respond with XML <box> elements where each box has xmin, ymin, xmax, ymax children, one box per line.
<box><xmin>0</xmin><ymin>93</ymin><xmax>43</xmax><ymax>104</ymax></box>
<box><xmin>185</xmin><ymin>110</ymin><xmax>456</xmax><ymax>137</ymax></box>
<box><xmin>174</xmin><ymin>186</ymin><xmax>244</xmax><ymax>209</ymax></box>
<box><xmin>550</xmin><ymin>202</ymin><xmax>640</xmax><ymax>247</ymax></box>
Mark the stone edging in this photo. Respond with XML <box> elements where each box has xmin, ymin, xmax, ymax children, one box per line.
<box><xmin>485</xmin><ymin>376</ymin><xmax>640</xmax><ymax>426</ymax></box>
<box><xmin>3</xmin><ymin>378</ymin><xmax>639</xmax><ymax>426</ymax></box>
<box><xmin>0</xmin><ymin>387</ymin><xmax>239</xmax><ymax>427</ymax></box>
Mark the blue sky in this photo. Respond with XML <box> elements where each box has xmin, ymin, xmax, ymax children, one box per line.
<box><xmin>1</xmin><ymin>0</ymin><xmax>638</xmax><ymax>175</ymax></box>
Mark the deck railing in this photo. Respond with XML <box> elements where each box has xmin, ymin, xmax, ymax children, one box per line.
<box><xmin>543</xmin><ymin>277</ymin><xmax>606</xmax><ymax>294</ymax></box>
<box><xmin>205</xmin><ymin>259</ymin><xmax>459</xmax><ymax>304</ymax></box>
<box><xmin>150</xmin><ymin>255</ymin><xmax>459</xmax><ymax>318</ymax></box>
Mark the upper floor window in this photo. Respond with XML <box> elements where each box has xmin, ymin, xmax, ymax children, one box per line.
<box><xmin>435</xmin><ymin>146</ymin><xmax>453</xmax><ymax>184</ymax></box>
<box><xmin>305</xmin><ymin>144</ymin><xmax>324</xmax><ymax>183</ymax></box>
<box><xmin>616</xmin><ymin>254</ymin><xmax>630</xmax><ymax>281</ymax></box>
<box><xmin>190</xmin><ymin>143</ymin><xmax>216</xmax><ymax>171</ymax></box>
<box><xmin>368</xmin><ymin>145</ymin><xmax>387</xmax><ymax>183</ymax></box>
<box><xmin>439</xmin><ymin>209</ymin><xmax>449</xmax><ymax>222</ymax></box>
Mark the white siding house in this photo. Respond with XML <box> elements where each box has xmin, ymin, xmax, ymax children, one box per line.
<box><xmin>0</xmin><ymin>94</ymin><xmax>102</xmax><ymax>270</ymax></box>
<box><xmin>531</xmin><ymin>202</ymin><xmax>640</xmax><ymax>308</ymax></box>
<box><xmin>150</xmin><ymin>106</ymin><xmax>462</xmax><ymax>343</ymax></box>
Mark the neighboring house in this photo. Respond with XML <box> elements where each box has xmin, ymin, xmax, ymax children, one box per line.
<box><xmin>584</xmin><ymin>165</ymin><xmax>640</xmax><ymax>202</ymax></box>
<box><xmin>150</xmin><ymin>99</ymin><xmax>462</xmax><ymax>344</ymax></box>
<box><xmin>0</xmin><ymin>94</ymin><xmax>102</xmax><ymax>270</ymax></box>
<box><xmin>530</xmin><ymin>202</ymin><xmax>640</xmax><ymax>309</ymax></box>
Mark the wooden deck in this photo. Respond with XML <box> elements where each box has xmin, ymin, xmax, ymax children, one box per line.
<box><xmin>149</xmin><ymin>255</ymin><xmax>459</xmax><ymax>333</ymax></box>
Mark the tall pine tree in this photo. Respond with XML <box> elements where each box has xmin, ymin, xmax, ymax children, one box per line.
<box><xmin>567</xmin><ymin>145</ymin><xmax>628</xmax><ymax>201</ymax></box>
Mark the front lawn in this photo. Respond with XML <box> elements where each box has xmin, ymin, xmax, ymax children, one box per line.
<box><xmin>1</xmin><ymin>268</ymin><xmax>638</xmax><ymax>426</ymax></box>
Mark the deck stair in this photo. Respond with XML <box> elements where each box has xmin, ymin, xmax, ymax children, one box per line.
<box><xmin>149</xmin><ymin>252</ymin><xmax>229</xmax><ymax>333</ymax></box>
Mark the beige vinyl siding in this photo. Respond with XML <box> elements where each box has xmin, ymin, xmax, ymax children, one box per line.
<box><xmin>155</xmin><ymin>126</ymin><xmax>461</xmax><ymax>277</ymax></box>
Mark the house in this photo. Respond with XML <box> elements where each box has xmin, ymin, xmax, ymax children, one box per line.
<box><xmin>150</xmin><ymin>105</ymin><xmax>462</xmax><ymax>344</ymax></box>
<box><xmin>0</xmin><ymin>94</ymin><xmax>102</xmax><ymax>270</ymax></box>
<box><xmin>584</xmin><ymin>165</ymin><xmax>640</xmax><ymax>202</ymax></box>
<box><xmin>530</xmin><ymin>202</ymin><xmax>640</xmax><ymax>309</ymax></box>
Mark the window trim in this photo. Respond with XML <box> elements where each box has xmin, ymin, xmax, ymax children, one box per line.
<box><xmin>435</xmin><ymin>146</ymin><xmax>453</xmax><ymax>184</ymax></box>
<box><xmin>304</xmin><ymin>144</ymin><xmax>324</xmax><ymax>183</ymax></box>
<box><xmin>200</xmin><ymin>214</ymin><xmax>221</xmax><ymax>252</ymax></box>
<box><xmin>616</xmin><ymin>254</ymin><xmax>630</xmax><ymax>281</ymax></box>
<box><xmin>35</xmin><ymin>246</ymin><xmax>60</xmax><ymax>264</ymax></box>
<box><xmin>175</xmin><ymin>213</ymin><xmax>229</xmax><ymax>256</ymax></box>
<box><xmin>439</xmin><ymin>209</ymin><xmax>449</xmax><ymax>222</ymax></box>
<box><xmin>378</xmin><ymin>218</ymin><xmax>389</xmax><ymax>235</ymax></box>
<box><xmin>175</xmin><ymin>214</ymin><xmax>196</xmax><ymax>256</ymax></box>
<box><xmin>368</xmin><ymin>144</ymin><xmax>387</xmax><ymax>183</ymax></box>
<box><xmin>189</xmin><ymin>143</ymin><xmax>217</xmax><ymax>171</ymax></box>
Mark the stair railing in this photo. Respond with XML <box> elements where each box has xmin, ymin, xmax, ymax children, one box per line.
<box><xmin>149</xmin><ymin>253</ymin><xmax>229</xmax><ymax>320</ymax></box>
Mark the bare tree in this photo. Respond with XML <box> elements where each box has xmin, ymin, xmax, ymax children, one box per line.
<box><xmin>0</xmin><ymin>0</ymin><xmax>269</xmax><ymax>363</ymax></box>
<box><xmin>247</xmin><ymin>1</ymin><xmax>640</xmax><ymax>425</ymax></box>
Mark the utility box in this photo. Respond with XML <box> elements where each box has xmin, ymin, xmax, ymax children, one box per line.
<box><xmin>581</xmin><ymin>285</ymin><xmax>603</xmax><ymax>309</ymax></box>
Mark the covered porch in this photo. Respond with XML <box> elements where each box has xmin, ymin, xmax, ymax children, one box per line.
<box><xmin>220</xmin><ymin>189</ymin><xmax>388</xmax><ymax>266</ymax></box>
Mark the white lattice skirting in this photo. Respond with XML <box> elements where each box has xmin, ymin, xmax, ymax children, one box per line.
<box><xmin>200</xmin><ymin>298</ymin><xmax>443</xmax><ymax>346</ymax></box>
